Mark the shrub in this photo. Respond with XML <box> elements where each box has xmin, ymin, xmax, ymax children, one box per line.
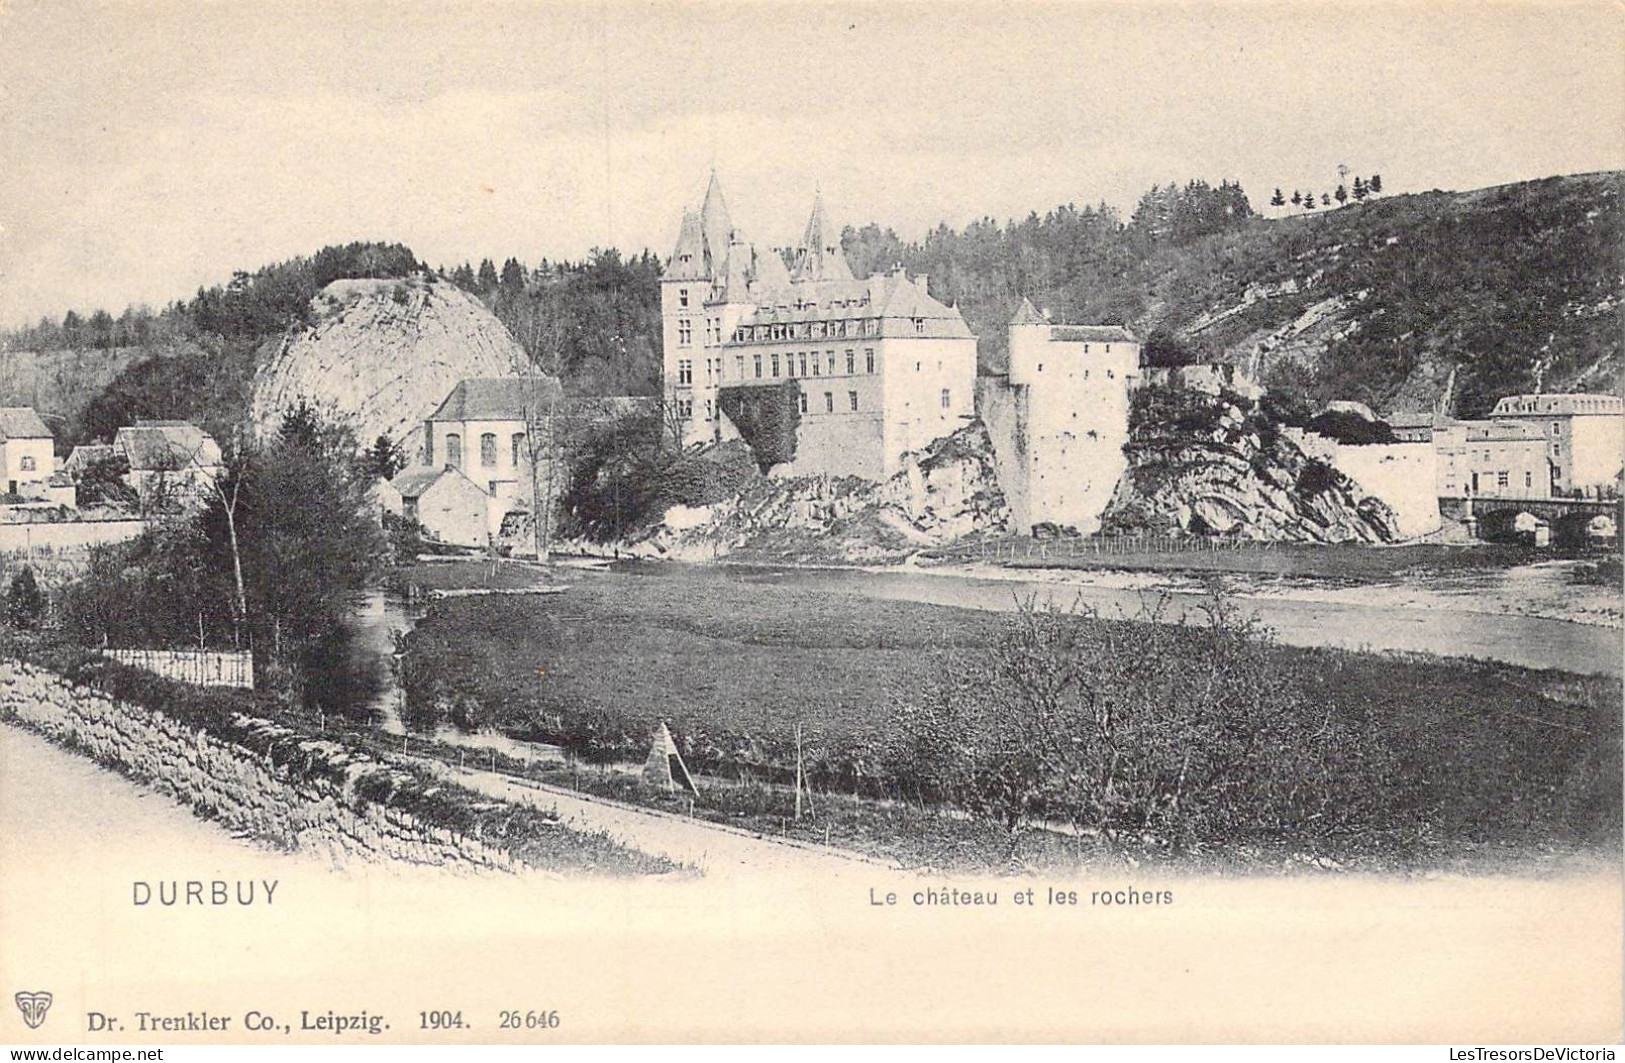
<box><xmin>717</xmin><ymin>381</ymin><xmax>801</xmax><ymax>471</ymax></box>
<box><xmin>4</xmin><ymin>568</ymin><xmax>46</xmax><ymax>630</ymax></box>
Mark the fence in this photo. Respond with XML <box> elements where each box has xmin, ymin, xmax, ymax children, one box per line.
<box><xmin>0</xmin><ymin>519</ymin><xmax>146</xmax><ymax>556</ymax></box>
<box><xmin>101</xmin><ymin>648</ymin><xmax>254</xmax><ymax>689</ymax></box>
<box><xmin>951</xmin><ymin>535</ymin><xmax>1283</xmax><ymax>563</ymax></box>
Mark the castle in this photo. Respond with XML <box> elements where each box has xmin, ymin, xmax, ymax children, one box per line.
<box><xmin>660</xmin><ymin>174</ymin><xmax>977</xmax><ymax>479</ymax></box>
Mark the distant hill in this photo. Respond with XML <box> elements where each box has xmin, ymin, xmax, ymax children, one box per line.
<box><xmin>851</xmin><ymin>171</ymin><xmax>1622</xmax><ymax>420</ymax></box>
<box><xmin>1138</xmin><ymin>173</ymin><xmax>1622</xmax><ymax>419</ymax></box>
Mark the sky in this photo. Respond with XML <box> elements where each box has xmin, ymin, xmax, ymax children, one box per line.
<box><xmin>1</xmin><ymin>0</ymin><xmax>1621</xmax><ymax>327</ymax></box>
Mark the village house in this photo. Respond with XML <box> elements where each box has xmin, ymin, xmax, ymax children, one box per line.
<box><xmin>0</xmin><ymin>407</ymin><xmax>57</xmax><ymax>499</ymax></box>
<box><xmin>109</xmin><ymin>420</ymin><xmax>224</xmax><ymax>509</ymax></box>
<box><xmin>384</xmin><ymin>465</ymin><xmax>491</xmax><ymax>549</ymax></box>
<box><xmin>661</xmin><ymin>174</ymin><xmax>977</xmax><ymax>479</ymax></box>
<box><xmin>1488</xmin><ymin>393</ymin><xmax>1624</xmax><ymax>496</ymax></box>
<box><xmin>417</xmin><ymin>376</ymin><xmax>563</xmax><ymax>537</ymax></box>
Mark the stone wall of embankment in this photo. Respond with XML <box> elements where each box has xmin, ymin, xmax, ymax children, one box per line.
<box><xmin>0</xmin><ymin>657</ymin><xmax>521</xmax><ymax>871</ymax></box>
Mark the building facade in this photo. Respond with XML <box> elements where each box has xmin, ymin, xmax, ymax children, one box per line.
<box><xmin>978</xmin><ymin>300</ymin><xmax>1141</xmax><ymax>534</ymax></box>
<box><xmin>0</xmin><ymin>408</ymin><xmax>55</xmax><ymax>498</ymax></box>
<box><xmin>1488</xmin><ymin>393</ymin><xmax>1624</xmax><ymax>496</ymax></box>
<box><xmin>386</xmin><ymin>466</ymin><xmax>492</xmax><ymax>548</ymax></box>
<box><xmin>111</xmin><ymin>420</ymin><xmax>223</xmax><ymax>509</ymax></box>
<box><xmin>661</xmin><ymin>174</ymin><xmax>977</xmax><ymax>479</ymax></box>
<box><xmin>1432</xmin><ymin>419</ymin><xmax>1551</xmax><ymax>500</ymax></box>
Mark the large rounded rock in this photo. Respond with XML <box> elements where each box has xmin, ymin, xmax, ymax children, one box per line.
<box><xmin>251</xmin><ymin>275</ymin><xmax>535</xmax><ymax>448</ymax></box>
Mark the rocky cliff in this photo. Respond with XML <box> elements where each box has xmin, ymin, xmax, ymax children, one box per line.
<box><xmin>251</xmin><ymin>275</ymin><xmax>535</xmax><ymax>447</ymax></box>
<box><xmin>1100</xmin><ymin>384</ymin><xmax>1402</xmax><ymax>543</ymax></box>
<box><xmin>589</xmin><ymin>422</ymin><xmax>1010</xmax><ymax>563</ymax></box>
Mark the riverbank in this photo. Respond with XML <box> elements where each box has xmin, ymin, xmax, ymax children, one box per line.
<box><xmin>897</xmin><ymin>554</ymin><xmax>1625</xmax><ymax>632</ymax></box>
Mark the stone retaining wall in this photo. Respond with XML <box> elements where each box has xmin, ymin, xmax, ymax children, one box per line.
<box><xmin>0</xmin><ymin>658</ymin><xmax>516</xmax><ymax>872</ymax></box>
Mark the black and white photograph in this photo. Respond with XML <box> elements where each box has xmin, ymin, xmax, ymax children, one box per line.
<box><xmin>0</xmin><ymin>0</ymin><xmax>1621</xmax><ymax>1048</ymax></box>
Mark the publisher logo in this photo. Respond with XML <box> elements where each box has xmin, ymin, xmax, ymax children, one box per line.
<box><xmin>14</xmin><ymin>991</ymin><xmax>52</xmax><ymax>1029</ymax></box>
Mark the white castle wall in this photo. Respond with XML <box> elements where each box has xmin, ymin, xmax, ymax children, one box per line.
<box><xmin>0</xmin><ymin>518</ymin><xmax>146</xmax><ymax>554</ymax></box>
<box><xmin>1285</xmin><ymin>428</ymin><xmax>1441</xmax><ymax>538</ymax></box>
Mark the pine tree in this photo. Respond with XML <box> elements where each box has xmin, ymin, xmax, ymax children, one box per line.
<box><xmin>1353</xmin><ymin>176</ymin><xmax>1368</xmax><ymax>201</ymax></box>
<box><xmin>1321</xmin><ymin>193</ymin><xmax>1331</xmax><ymax>206</ymax></box>
<box><xmin>1270</xmin><ymin>188</ymin><xmax>1286</xmax><ymax>207</ymax></box>
<box><xmin>451</xmin><ymin>263</ymin><xmax>476</xmax><ymax>290</ymax></box>
<box><xmin>1334</xmin><ymin>184</ymin><xmax>1348</xmax><ymax>205</ymax></box>
<box><xmin>1369</xmin><ymin>174</ymin><xmax>1383</xmax><ymax>194</ymax></box>
<box><xmin>499</xmin><ymin>257</ymin><xmax>526</xmax><ymax>292</ymax></box>
<box><xmin>1304</xmin><ymin>192</ymin><xmax>1317</xmax><ymax>210</ymax></box>
<box><xmin>1291</xmin><ymin>190</ymin><xmax>1302</xmax><ymax>206</ymax></box>
<box><xmin>477</xmin><ymin>258</ymin><xmax>499</xmax><ymax>292</ymax></box>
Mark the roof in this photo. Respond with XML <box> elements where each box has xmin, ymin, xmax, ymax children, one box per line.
<box><xmin>1385</xmin><ymin>411</ymin><xmax>1441</xmax><ymax>428</ymax></box>
<box><xmin>667</xmin><ymin>208</ymin><xmax>707</xmax><ymax>281</ymax></box>
<box><xmin>1491</xmin><ymin>393</ymin><xmax>1624</xmax><ymax>417</ymax></box>
<box><xmin>728</xmin><ymin>270</ymin><xmax>975</xmax><ymax>340</ymax></box>
<box><xmin>1047</xmin><ymin>325</ymin><xmax>1136</xmax><ymax>344</ymax></box>
<box><xmin>429</xmin><ymin>377</ymin><xmax>565</xmax><ymax>423</ymax></box>
<box><xmin>390</xmin><ymin>464</ymin><xmax>483</xmax><ymax>499</ymax></box>
<box><xmin>1009</xmin><ymin>297</ymin><xmax>1047</xmax><ymax>326</ymax></box>
<box><xmin>791</xmin><ymin>192</ymin><xmax>854</xmax><ymax>283</ymax></box>
<box><xmin>113</xmin><ymin>422</ymin><xmax>222</xmax><ymax>471</ymax></box>
<box><xmin>699</xmin><ymin>171</ymin><xmax>733</xmax><ymax>277</ymax></box>
<box><xmin>1437</xmin><ymin>418</ymin><xmax>1548</xmax><ymax>443</ymax></box>
<box><xmin>63</xmin><ymin>444</ymin><xmax>115</xmax><ymax>472</ymax></box>
<box><xmin>0</xmin><ymin>407</ymin><xmax>52</xmax><ymax>441</ymax></box>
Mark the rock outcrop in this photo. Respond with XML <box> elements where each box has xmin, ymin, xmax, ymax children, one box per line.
<box><xmin>1100</xmin><ymin>385</ymin><xmax>1402</xmax><ymax>543</ymax></box>
<box><xmin>586</xmin><ymin>421</ymin><xmax>1010</xmax><ymax>563</ymax></box>
<box><xmin>250</xmin><ymin>275</ymin><xmax>534</xmax><ymax>448</ymax></box>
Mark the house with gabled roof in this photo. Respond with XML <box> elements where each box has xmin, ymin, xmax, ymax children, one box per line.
<box><xmin>111</xmin><ymin>420</ymin><xmax>223</xmax><ymax>510</ymax></box>
<box><xmin>384</xmin><ymin>464</ymin><xmax>491</xmax><ymax>549</ymax></box>
<box><xmin>0</xmin><ymin>407</ymin><xmax>56</xmax><ymax>499</ymax></box>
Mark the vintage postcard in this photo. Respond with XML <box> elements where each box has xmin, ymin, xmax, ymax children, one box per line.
<box><xmin>1</xmin><ymin>0</ymin><xmax>1621</xmax><ymax>1047</ymax></box>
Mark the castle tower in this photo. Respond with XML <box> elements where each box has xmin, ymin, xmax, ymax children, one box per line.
<box><xmin>792</xmin><ymin>191</ymin><xmax>853</xmax><ymax>282</ymax></box>
<box><xmin>1006</xmin><ymin>296</ymin><xmax>1050</xmax><ymax>385</ymax></box>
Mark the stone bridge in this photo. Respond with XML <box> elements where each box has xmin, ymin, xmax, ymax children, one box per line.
<box><xmin>1439</xmin><ymin>495</ymin><xmax>1621</xmax><ymax>543</ymax></box>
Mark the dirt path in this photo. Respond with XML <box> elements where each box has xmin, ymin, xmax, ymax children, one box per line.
<box><xmin>420</xmin><ymin>759</ymin><xmax>894</xmax><ymax>876</ymax></box>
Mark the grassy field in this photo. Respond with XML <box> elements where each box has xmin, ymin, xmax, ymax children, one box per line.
<box><xmin>400</xmin><ymin>560</ymin><xmax>1622</xmax><ymax>871</ymax></box>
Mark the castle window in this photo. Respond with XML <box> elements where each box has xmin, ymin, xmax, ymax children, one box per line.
<box><xmin>799</xmin><ymin>353</ymin><xmax>808</xmax><ymax>376</ymax></box>
<box><xmin>1084</xmin><ymin>344</ymin><xmax>1091</xmax><ymax>353</ymax></box>
<box><xmin>813</xmin><ymin>353</ymin><xmax>822</xmax><ymax>375</ymax></box>
<box><xmin>511</xmin><ymin>433</ymin><xmax>525</xmax><ymax>466</ymax></box>
<box><xmin>827</xmin><ymin>350</ymin><xmax>835</xmax><ymax>374</ymax></box>
<box><xmin>480</xmin><ymin>433</ymin><xmax>497</xmax><ymax>467</ymax></box>
<box><xmin>1525</xmin><ymin>470</ymin><xmax>1533</xmax><ymax>488</ymax></box>
<box><xmin>678</xmin><ymin>319</ymin><xmax>692</xmax><ymax>346</ymax></box>
<box><xmin>824</xmin><ymin>392</ymin><xmax>834</xmax><ymax>413</ymax></box>
<box><xmin>678</xmin><ymin>359</ymin><xmax>693</xmax><ymax>385</ymax></box>
<box><xmin>846</xmin><ymin>350</ymin><xmax>855</xmax><ymax>374</ymax></box>
<box><xmin>940</xmin><ymin>389</ymin><xmax>951</xmax><ymax>409</ymax></box>
<box><xmin>914</xmin><ymin>318</ymin><xmax>925</xmax><ymax>335</ymax></box>
<box><xmin>866</xmin><ymin>349</ymin><xmax>875</xmax><ymax>373</ymax></box>
<box><xmin>849</xmin><ymin>391</ymin><xmax>859</xmax><ymax>412</ymax></box>
<box><xmin>677</xmin><ymin>398</ymin><xmax>694</xmax><ymax>420</ymax></box>
<box><xmin>1105</xmin><ymin>344</ymin><xmax>1112</xmax><ymax>353</ymax></box>
<box><xmin>679</xmin><ymin>288</ymin><xmax>689</xmax><ymax>308</ymax></box>
<box><xmin>799</xmin><ymin>392</ymin><xmax>808</xmax><ymax>414</ymax></box>
<box><xmin>20</xmin><ymin>456</ymin><xmax>35</xmax><ymax>472</ymax></box>
<box><xmin>446</xmin><ymin>433</ymin><xmax>463</xmax><ymax>469</ymax></box>
<box><xmin>705</xmin><ymin>399</ymin><xmax>714</xmax><ymax>421</ymax></box>
<box><xmin>915</xmin><ymin>362</ymin><xmax>921</xmax><ymax>372</ymax></box>
<box><xmin>1497</xmin><ymin>471</ymin><xmax>1509</xmax><ymax>489</ymax></box>
<box><xmin>754</xmin><ymin>354</ymin><xmax>763</xmax><ymax>379</ymax></box>
<box><xmin>787</xmin><ymin>354</ymin><xmax>796</xmax><ymax>377</ymax></box>
<box><xmin>736</xmin><ymin>356</ymin><xmax>746</xmax><ymax>378</ymax></box>
<box><xmin>771</xmin><ymin>353</ymin><xmax>781</xmax><ymax>378</ymax></box>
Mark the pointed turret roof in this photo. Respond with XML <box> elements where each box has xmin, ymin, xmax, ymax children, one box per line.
<box><xmin>752</xmin><ymin>245</ymin><xmax>792</xmax><ymax>293</ymax></box>
<box><xmin>1009</xmin><ymin>296</ymin><xmax>1046</xmax><ymax>326</ymax></box>
<box><xmin>792</xmin><ymin>191</ymin><xmax>853</xmax><ymax>282</ymax></box>
<box><xmin>667</xmin><ymin>208</ymin><xmax>707</xmax><ymax>280</ymax></box>
<box><xmin>700</xmin><ymin>171</ymin><xmax>734</xmax><ymax>275</ymax></box>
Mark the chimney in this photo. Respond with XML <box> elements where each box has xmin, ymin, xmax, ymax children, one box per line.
<box><xmin>918</xmin><ymin>273</ymin><xmax>929</xmax><ymax>295</ymax></box>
